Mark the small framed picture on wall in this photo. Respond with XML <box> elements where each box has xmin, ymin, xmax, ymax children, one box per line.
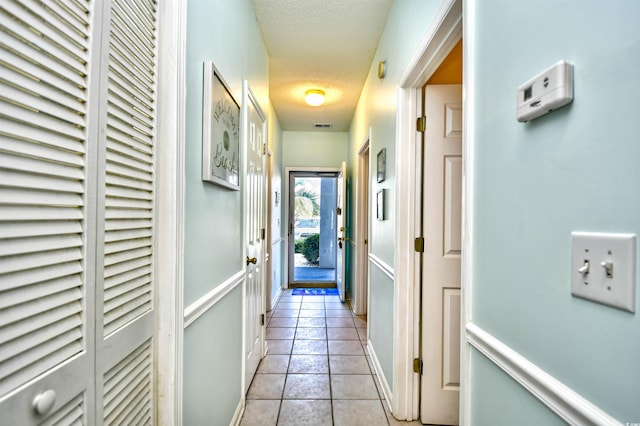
<box><xmin>376</xmin><ymin>189</ymin><xmax>385</xmax><ymax>220</ymax></box>
<box><xmin>377</xmin><ymin>148</ymin><xmax>386</xmax><ymax>183</ymax></box>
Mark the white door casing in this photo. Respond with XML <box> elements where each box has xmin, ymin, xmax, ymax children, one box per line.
<box><xmin>421</xmin><ymin>84</ymin><xmax>462</xmax><ymax>425</ymax></box>
<box><xmin>243</xmin><ymin>81</ymin><xmax>267</xmax><ymax>393</ymax></box>
<box><xmin>336</xmin><ymin>162</ymin><xmax>347</xmax><ymax>302</ymax></box>
<box><xmin>354</xmin><ymin>139</ymin><xmax>370</xmax><ymax>316</ymax></box>
<box><xmin>0</xmin><ymin>1</ymin><xmax>160</xmax><ymax>424</ymax></box>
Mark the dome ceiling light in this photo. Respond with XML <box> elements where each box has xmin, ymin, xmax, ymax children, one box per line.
<box><xmin>304</xmin><ymin>89</ymin><xmax>325</xmax><ymax>107</ymax></box>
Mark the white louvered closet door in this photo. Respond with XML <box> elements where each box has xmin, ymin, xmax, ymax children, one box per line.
<box><xmin>0</xmin><ymin>0</ymin><xmax>159</xmax><ymax>424</ymax></box>
<box><xmin>93</xmin><ymin>0</ymin><xmax>158</xmax><ymax>424</ymax></box>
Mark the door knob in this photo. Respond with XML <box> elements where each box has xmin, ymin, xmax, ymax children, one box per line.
<box><xmin>246</xmin><ymin>256</ymin><xmax>257</xmax><ymax>265</ymax></box>
<box><xmin>33</xmin><ymin>389</ymin><xmax>56</xmax><ymax>415</ymax></box>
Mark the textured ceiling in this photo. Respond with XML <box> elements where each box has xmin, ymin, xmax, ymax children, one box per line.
<box><xmin>252</xmin><ymin>0</ymin><xmax>393</xmax><ymax>131</ymax></box>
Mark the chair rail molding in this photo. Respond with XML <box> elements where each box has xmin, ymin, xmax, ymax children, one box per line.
<box><xmin>183</xmin><ymin>270</ymin><xmax>246</xmax><ymax>328</ymax></box>
<box><xmin>467</xmin><ymin>324</ymin><xmax>622</xmax><ymax>426</ymax></box>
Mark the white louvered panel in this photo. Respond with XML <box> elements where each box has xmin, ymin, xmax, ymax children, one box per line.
<box><xmin>0</xmin><ymin>247</ymin><xmax>82</xmax><ymax>275</ymax></box>
<box><xmin>0</xmin><ymin>314</ymin><xmax>81</xmax><ymax>361</ymax></box>
<box><xmin>108</xmin><ymin>83</ymin><xmax>152</xmax><ymax>120</ymax></box>
<box><xmin>103</xmin><ymin>0</ymin><xmax>156</xmax><ymax>336</ymax></box>
<box><xmin>0</xmin><ymin>263</ymin><xmax>82</xmax><ymax>294</ymax></box>
<box><xmin>0</xmin><ymin>221</ymin><xmax>82</xmax><ymax>239</ymax></box>
<box><xmin>40</xmin><ymin>393</ymin><xmax>84</xmax><ymax>426</ymax></box>
<box><xmin>106</xmin><ymin>138</ymin><xmax>153</xmax><ymax>167</ymax></box>
<box><xmin>103</xmin><ymin>340</ymin><xmax>152</xmax><ymax>425</ymax></box>
<box><xmin>0</xmin><ymin>330</ymin><xmax>82</xmax><ymax>396</ymax></box>
<box><xmin>106</xmin><ymin>115</ymin><xmax>153</xmax><ymax>146</ymax></box>
<box><xmin>0</xmin><ymin>33</ymin><xmax>85</xmax><ymax>88</ymax></box>
<box><xmin>0</xmin><ymin>137</ymin><xmax>84</xmax><ymax>168</ymax></box>
<box><xmin>0</xmin><ymin>205</ymin><xmax>82</xmax><ymax>221</ymax></box>
<box><xmin>0</xmin><ymin>0</ymin><xmax>90</xmax><ymax>401</ymax></box>
<box><xmin>0</xmin><ymin>12</ymin><xmax>86</xmax><ymax>75</ymax></box>
<box><xmin>0</xmin><ymin>234</ymin><xmax>81</xmax><ymax>257</ymax></box>
<box><xmin>112</xmin><ymin>1</ymin><xmax>155</xmax><ymax>54</ymax></box>
<box><xmin>0</xmin><ymin>121</ymin><xmax>85</xmax><ymax>154</ymax></box>
<box><xmin>0</xmin><ymin>301</ymin><xmax>82</xmax><ymax>345</ymax></box>
<box><xmin>1</xmin><ymin>1</ymin><xmax>87</xmax><ymax>54</ymax></box>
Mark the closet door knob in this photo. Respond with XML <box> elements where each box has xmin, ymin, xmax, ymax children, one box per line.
<box><xmin>246</xmin><ymin>257</ymin><xmax>257</xmax><ymax>265</ymax></box>
<box><xmin>33</xmin><ymin>389</ymin><xmax>56</xmax><ymax>416</ymax></box>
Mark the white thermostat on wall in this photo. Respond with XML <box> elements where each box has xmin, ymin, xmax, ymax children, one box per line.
<box><xmin>516</xmin><ymin>60</ymin><xmax>574</xmax><ymax>122</ymax></box>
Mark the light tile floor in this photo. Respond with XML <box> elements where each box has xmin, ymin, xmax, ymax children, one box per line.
<box><xmin>240</xmin><ymin>289</ymin><xmax>422</xmax><ymax>426</ymax></box>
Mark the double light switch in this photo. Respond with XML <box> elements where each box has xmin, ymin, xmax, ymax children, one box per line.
<box><xmin>571</xmin><ymin>232</ymin><xmax>636</xmax><ymax>312</ymax></box>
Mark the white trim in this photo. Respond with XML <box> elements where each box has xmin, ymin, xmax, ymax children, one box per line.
<box><xmin>272</xmin><ymin>237</ymin><xmax>284</xmax><ymax>245</ymax></box>
<box><xmin>354</xmin><ymin>132</ymin><xmax>371</xmax><ymax>316</ymax></box>
<box><xmin>466</xmin><ymin>324</ymin><xmax>622</xmax><ymax>426</ymax></box>
<box><xmin>155</xmin><ymin>0</ymin><xmax>186</xmax><ymax>424</ymax></box>
<box><xmin>270</xmin><ymin>286</ymin><xmax>283</xmax><ymax>313</ymax></box>
<box><xmin>460</xmin><ymin>1</ymin><xmax>476</xmax><ymax>424</ymax></box>
<box><xmin>183</xmin><ymin>270</ymin><xmax>245</xmax><ymax>328</ymax></box>
<box><xmin>231</xmin><ymin>398</ymin><xmax>245</xmax><ymax>426</ymax></box>
<box><xmin>368</xmin><ymin>253</ymin><xmax>394</xmax><ymax>280</ymax></box>
<box><xmin>366</xmin><ymin>341</ymin><xmax>393</xmax><ymax>413</ymax></box>
<box><xmin>393</xmin><ymin>0</ymin><xmax>463</xmax><ymax>420</ymax></box>
<box><xmin>399</xmin><ymin>0</ymin><xmax>463</xmax><ymax>89</ymax></box>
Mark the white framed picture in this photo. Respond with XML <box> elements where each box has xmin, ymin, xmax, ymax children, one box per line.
<box><xmin>202</xmin><ymin>61</ymin><xmax>240</xmax><ymax>190</ymax></box>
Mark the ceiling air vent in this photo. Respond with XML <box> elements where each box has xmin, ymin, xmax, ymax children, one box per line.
<box><xmin>314</xmin><ymin>123</ymin><xmax>332</xmax><ymax>129</ymax></box>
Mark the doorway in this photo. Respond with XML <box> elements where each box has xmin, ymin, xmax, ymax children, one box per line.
<box><xmin>287</xmin><ymin>171</ymin><xmax>339</xmax><ymax>286</ymax></box>
<box><xmin>353</xmin><ymin>137</ymin><xmax>370</xmax><ymax>316</ymax></box>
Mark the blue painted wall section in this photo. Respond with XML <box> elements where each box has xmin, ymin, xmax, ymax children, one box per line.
<box><xmin>469</xmin><ymin>1</ymin><xmax>640</xmax><ymax>422</ymax></box>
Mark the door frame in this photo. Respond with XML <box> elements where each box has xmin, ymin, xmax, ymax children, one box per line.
<box><xmin>393</xmin><ymin>0</ymin><xmax>464</xmax><ymax>421</ymax></box>
<box><xmin>284</xmin><ymin>166</ymin><xmax>341</xmax><ymax>287</ymax></box>
<box><xmin>156</xmin><ymin>0</ymin><xmax>187</xmax><ymax>424</ymax></box>
<box><xmin>353</xmin><ymin>132</ymin><xmax>371</xmax><ymax>315</ymax></box>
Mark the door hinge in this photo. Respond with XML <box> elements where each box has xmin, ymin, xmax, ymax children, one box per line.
<box><xmin>261</xmin><ymin>228</ymin><xmax>266</xmax><ymax>240</ymax></box>
<box><xmin>336</xmin><ymin>207</ymin><xmax>342</xmax><ymax>215</ymax></box>
<box><xmin>416</xmin><ymin>116</ymin><xmax>426</xmax><ymax>132</ymax></box>
<box><xmin>260</xmin><ymin>314</ymin><xmax>265</xmax><ymax>326</ymax></box>
<box><xmin>414</xmin><ymin>237</ymin><xmax>424</xmax><ymax>253</ymax></box>
<box><xmin>413</xmin><ymin>358</ymin><xmax>423</xmax><ymax>375</ymax></box>
<box><xmin>262</xmin><ymin>143</ymin><xmax>267</xmax><ymax>155</ymax></box>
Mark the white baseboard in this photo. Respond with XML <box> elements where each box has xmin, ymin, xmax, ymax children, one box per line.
<box><xmin>183</xmin><ymin>270</ymin><xmax>245</xmax><ymax>328</ymax></box>
<box><xmin>466</xmin><ymin>323</ymin><xmax>622</xmax><ymax>426</ymax></box>
<box><xmin>270</xmin><ymin>286</ymin><xmax>282</xmax><ymax>312</ymax></box>
<box><xmin>366</xmin><ymin>340</ymin><xmax>393</xmax><ymax>413</ymax></box>
<box><xmin>230</xmin><ymin>398</ymin><xmax>245</xmax><ymax>426</ymax></box>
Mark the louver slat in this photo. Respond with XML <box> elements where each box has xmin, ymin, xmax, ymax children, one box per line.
<box><xmin>0</xmin><ymin>0</ymin><xmax>89</xmax><ymax>401</ymax></box>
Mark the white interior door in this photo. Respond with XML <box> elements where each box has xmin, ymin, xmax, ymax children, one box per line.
<box><xmin>243</xmin><ymin>81</ymin><xmax>267</xmax><ymax>393</ymax></box>
<box><xmin>0</xmin><ymin>1</ymin><xmax>159</xmax><ymax>424</ymax></box>
<box><xmin>421</xmin><ymin>84</ymin><xmax>462</xmax><ymax>425</ymax></box>
<box><xmin>336</xmin><ymin>162</ymin><xmax>347</xmax><ymax>302</ymax></box>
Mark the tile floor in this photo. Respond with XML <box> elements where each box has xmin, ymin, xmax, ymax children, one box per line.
<box><xmin>240</xmin><ymin>289</ymin><xmax>422</xmax><ymax>426</ymax></box>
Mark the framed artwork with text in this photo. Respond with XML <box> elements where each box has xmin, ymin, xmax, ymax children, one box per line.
<box><xmin>202</xmin><ymin>61</ymin><xmax>240</xmax><ymax>190</ymax></box>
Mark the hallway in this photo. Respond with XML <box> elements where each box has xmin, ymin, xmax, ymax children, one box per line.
<box><xmin>240</xmin><ymin>290</ymin><xmax>420</xmax><ymax>425</ymax></box>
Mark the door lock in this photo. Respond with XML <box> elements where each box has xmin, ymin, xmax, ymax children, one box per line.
<box><xmin>246</xmin><ymin>256</ymin><xmax>257</xmax><ymax>265</ymax></box>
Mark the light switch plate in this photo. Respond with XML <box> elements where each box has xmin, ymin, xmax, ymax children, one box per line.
<box><xmin>571</xmin><ymin>232</ymin><xmax>636</xmax><ymax>312</ymax></box>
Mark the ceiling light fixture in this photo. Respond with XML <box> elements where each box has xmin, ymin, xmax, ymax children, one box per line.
<box><xmin>305</xmin><ymin>89</ymin><xmax>325</xmax><ymax>107</ymax></box>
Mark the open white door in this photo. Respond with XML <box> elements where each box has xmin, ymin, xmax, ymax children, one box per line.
<box><xmin>421</xmin><ymin>84</ymin><xmax>462</xmax><ymax>425</ymax></box>
<box><xmin>336</xmin><ymin>162</ymin><xmax>347</xmax><ymax>302</ymax></box>
<box><xmin>243</xmin><ymin>81</ymin><xmax>267</xmax><ymax>393</ymax></box>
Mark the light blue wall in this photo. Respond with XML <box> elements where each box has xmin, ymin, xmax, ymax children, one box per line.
<box><xmin>183</xmin><ymin>286</ymin><xmax>243</xmax><ymax>425</ymax></box>
<box><xmin>348</xmin><ymin>0</ymin><xmax>440</xmax><ymax>390</ymax></box>
<box><xmin>283</xmin><ymin>131</ymin><xmax>349</xmax><ymax>168</ymax></box>
<box><xmin>469</xmin><ymin>0</ymin><xmax>640</xmax><ymax>422</ymax></box>
<box><xmin>184</xmin><ymin>0</ymin><xmax>270</xmax><ymax>423</ymax></box>
<box><xmin>269</xmin><ymin>104</ymin><xmax>284</xmax><ymax>307</ymax></box>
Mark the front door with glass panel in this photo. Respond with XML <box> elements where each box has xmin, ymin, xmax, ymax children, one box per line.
<box><xmin>288</xmin><ymin>172</ymin><xmax>339</xmax><ymax>286</ymax></box>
